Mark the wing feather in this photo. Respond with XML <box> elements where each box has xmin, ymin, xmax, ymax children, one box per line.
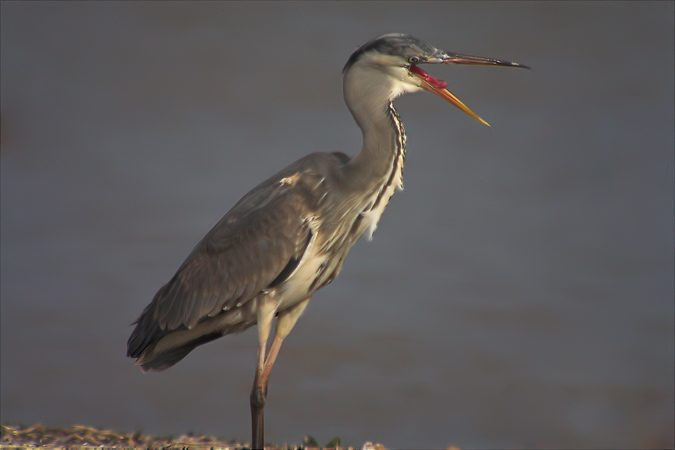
<box><xmin>132</xmin><ymin>169</ymin><xmax>322</xmax><ymax>330</ymax></box>
<box><xmin>128</xmin><ymin>155</ymin><xmax>334</xmax><ymax>360</ymax></box>
<box><xmin>167</xmin><ymin>188</ymin><xmax>310</xmax><ymax>329</ymax></box>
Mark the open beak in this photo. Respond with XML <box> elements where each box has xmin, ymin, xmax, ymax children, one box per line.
<box><xmin>410</xmin><ymin>52</ymin><xmax>528</xmax><ymax>127</ymax></box>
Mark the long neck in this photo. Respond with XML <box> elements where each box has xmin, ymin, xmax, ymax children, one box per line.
<box><xmin>342</xmin><ymin>66</ymin><xmax>407</xmax><ymax>199</ymax></box>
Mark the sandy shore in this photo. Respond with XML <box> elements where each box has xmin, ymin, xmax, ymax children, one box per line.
<box><xmin>0</xmin><ymin>424</ymin><xmax>390</xmax><ymax>450</ymax></box>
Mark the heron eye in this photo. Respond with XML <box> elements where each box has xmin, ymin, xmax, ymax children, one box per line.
<box><xmin>408</xmin><ymin>56</ymin><xmax>419</xmax><ymax>64</ymax></box>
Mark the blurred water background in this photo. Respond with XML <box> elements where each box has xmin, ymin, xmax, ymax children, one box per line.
<box><xmin>2</xmin><ymin>2</ymin><xmax>673</xmax><ymax>448</ymax></box>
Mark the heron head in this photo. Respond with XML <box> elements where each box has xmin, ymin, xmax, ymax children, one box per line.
<box><xmin>344</xmin><ymin>33</ymin><xmax>529</xmax><ymax>127</ymax></box>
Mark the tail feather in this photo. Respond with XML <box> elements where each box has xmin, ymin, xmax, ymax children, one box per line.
<box><xmin>135</xmin><ymin>331</ymin><xmax>222</xmax><ymax>372</ymax></box>
<box><xmin>128</xmin><ymin>302</ymin><xmax>257</xmax><ymax>372</ymax></box>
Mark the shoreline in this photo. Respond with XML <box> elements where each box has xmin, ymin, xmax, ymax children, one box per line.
<box><xmin>0</xmin><ymin>424</ymin><xmax>390</xmax><ymax>450</ymax></box>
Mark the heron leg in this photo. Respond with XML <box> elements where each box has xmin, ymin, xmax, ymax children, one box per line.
<box><xmin>251</xmin><ymin>296</ymin><xmax>276</xmax><ymax>449</ymax></box>
<box><xmin>262</xmin><ymin>298</ymin><xmax>310</xmax><ymax>383</ymax></box>
<box><xmin>250</xmin><ymin>297</ymin><xmax>311</xmax><ymax>449</ymax></box>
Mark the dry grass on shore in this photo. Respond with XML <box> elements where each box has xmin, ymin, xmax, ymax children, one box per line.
<box><xmin>1</xmin><ymin>424</ymin><xmax>390</xmax><ymax>450</ymax></box>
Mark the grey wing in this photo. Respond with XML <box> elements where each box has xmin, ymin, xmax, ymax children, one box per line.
<box><xmin>127</xmin><ymin>171</ymin><xmax>320</xmax><ymax>358</ymax></box>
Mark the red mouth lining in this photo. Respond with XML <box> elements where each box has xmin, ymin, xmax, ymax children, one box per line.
<box><xmin>409</xmin><ymin>65</ymin><xmax>448</xmax><ymax>89</ymax></box>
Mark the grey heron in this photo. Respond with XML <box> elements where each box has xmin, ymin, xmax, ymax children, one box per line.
<box><xmin>127</xmin><ymin>33</ymin><xmax>527</xmax><ymax>449</ymax></box>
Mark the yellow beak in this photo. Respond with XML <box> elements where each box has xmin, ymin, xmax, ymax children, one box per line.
<box><xmin>410</xmin><ymin>52</ymin><xmax>528</xmax><ymax>127</ymax></box>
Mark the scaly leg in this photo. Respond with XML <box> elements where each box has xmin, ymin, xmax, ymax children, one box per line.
<box><xmin>250</xmin><ymin>296</ymin><xmax>276</xmax><ymax>449</ymax></box>
<box><xmin>249</xmin><ymin>298</ymin><xmax>310</xmax><ymax>449</ymax></box>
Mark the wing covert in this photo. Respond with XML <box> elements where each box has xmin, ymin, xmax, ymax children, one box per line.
<box><xmin>147</xmin><ymin>172</ymin><xmax>320</xmax><ymax>332</ymax></box>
